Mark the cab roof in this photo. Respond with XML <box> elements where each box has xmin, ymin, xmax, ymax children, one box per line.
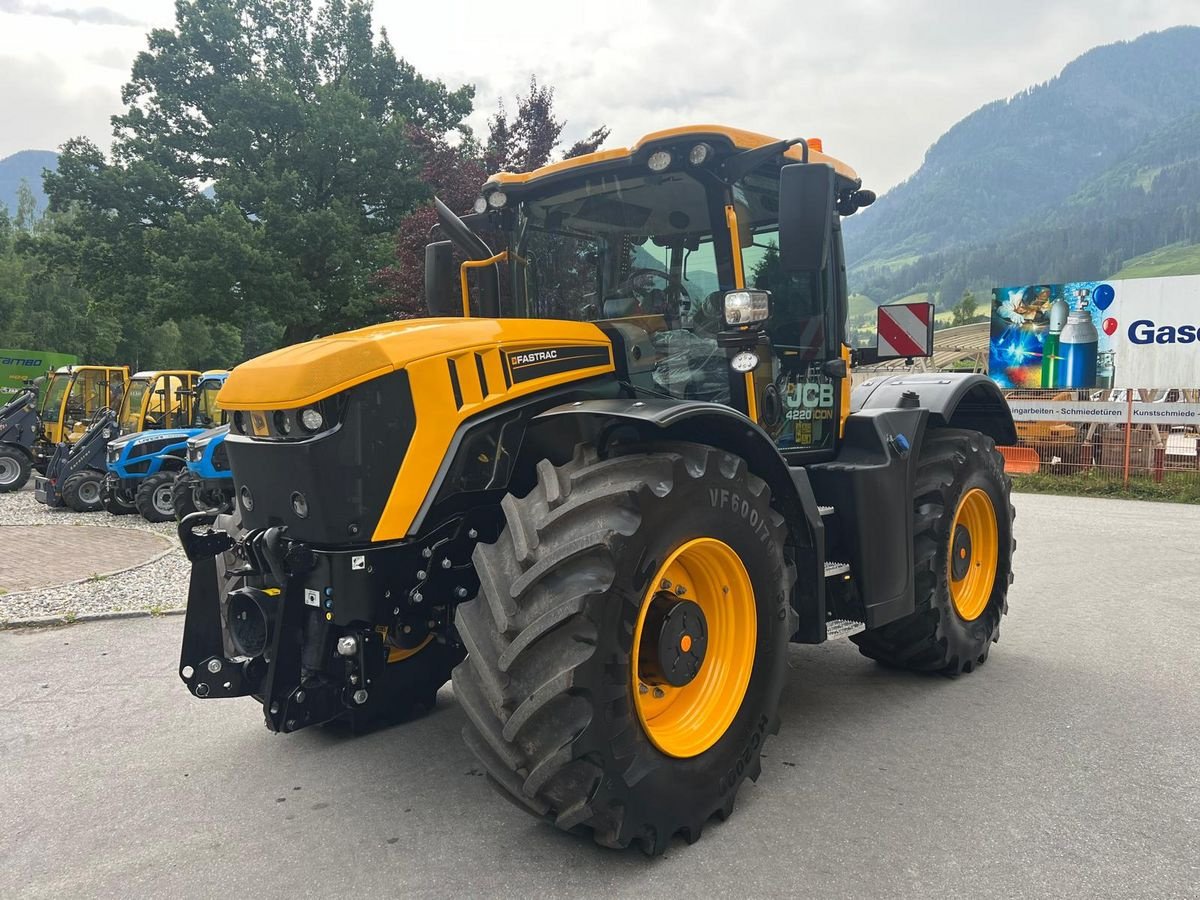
<box><xmin>484</xmin><ymin>124</ymin><xmax>859</xmax><ymax>189</ymax></box>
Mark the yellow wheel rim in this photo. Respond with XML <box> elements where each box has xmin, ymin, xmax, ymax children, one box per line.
<box><xmin>948</xmin><ymin>488</ymin><xmax>999</xmax><ymax>621</ymax></box>
<box><xmin>632</xmin><ymin>537</ymin><xmax>756</xmax><ymax>758</ymax></box>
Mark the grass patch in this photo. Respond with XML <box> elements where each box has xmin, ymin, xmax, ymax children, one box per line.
<box><xmin>86</xmin><ymin>572</ymin><xmax>108</xmax><ymax>583</ymax></box>
<box><xmin>1012</xmin><ymin>471</ymin><xmax>1200</xmax><ymax>504</ymax></box>
<box><xmin>1112</xmin><ymin>242</ymin><xmax>1200</xmax><ymax>279</ymax></box>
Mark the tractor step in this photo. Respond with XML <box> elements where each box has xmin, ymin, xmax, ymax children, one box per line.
<box><xmin>818</xmin><ymin>505</ymin><xmax>835</xmax><ymax>517</ymax></box>
<box><xmin>824</xmin><ymin>560</ymin><xmax>850</xmax><ymax>577</ymax></box>
<box><xmin>825</xmin><ymin>619</ymin><xmax>866</xmax><ymax>640</ymax></box>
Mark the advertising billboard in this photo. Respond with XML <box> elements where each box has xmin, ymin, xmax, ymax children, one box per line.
<box><xmin>988</xmin><ymin>274</ymin><xmax>1200</xmax><ymax>390</ymax></box>
<box><xmin>0</xmin><ymin>349</ymin><xmax>80</xmax><ymax>402</ymax></box>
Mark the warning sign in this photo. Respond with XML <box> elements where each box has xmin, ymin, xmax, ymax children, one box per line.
<box><xmin>877</xmin><ymin>302</ymin><xmax>934</xmax><ymax>359</ymax></box>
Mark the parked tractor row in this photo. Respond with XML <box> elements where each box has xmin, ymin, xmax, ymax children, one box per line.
<box><xmin>0</xmin><ymin>365</ymin><xmax>233</xmax><ymax>521</ymax></box>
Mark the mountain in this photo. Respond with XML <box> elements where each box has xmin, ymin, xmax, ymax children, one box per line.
<box><xmin>0</xmin><ymin>150</ymin><xmax>59</xmax><ymax>218</ymax></box>
<box><xmin>845</xmin><ymin>26</ymin><xmax>1200</xmax><ymax>306</ymax></box>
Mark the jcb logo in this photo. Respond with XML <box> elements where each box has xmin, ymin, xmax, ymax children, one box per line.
<box><xmin>786</xmin><ymin>382</ymin><xmax>834</xmax><ymax>409</ymax></box>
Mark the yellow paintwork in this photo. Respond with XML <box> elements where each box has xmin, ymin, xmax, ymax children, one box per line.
<box><xmin>119</xmin><ymin>370</ymin><xmax>201</xmax><ymax>433</ymax></box>
<box><xmin>723</xmin><ymin>202</ymin><xmax>760</xmax><ymax>424</ymax></box>
<box><xmin>839</xmin><ymin>343</ymin><xmax>851</xmax><ymax>437</ymax></box>
<box><xmin>459</xmin><ymin>252</ymin><xmax>508</xmax><ymax>316</ymax></box>
<box><xmin>949</xmin><ymin>488</ymin><xmax>999</xmax><ymax>621</ymax></box>
<box><xmin>216</xmin><ymin>318</ymin><xmax>615</xmax><ymax>540</ymax></box>
<box><xmin>486</xmin><ymin>124</ymin><xmax>859</xmax><ymax>188</ymax></box>
<box><xmin>632</xmin><ymin>537</ymin><xmax>756</xmax><ymax>758</ymax></box>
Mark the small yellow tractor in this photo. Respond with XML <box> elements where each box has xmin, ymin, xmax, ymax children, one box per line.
<box><xmin>178</xmin><ymin>126</ymin><xmax>1016</xmax><ymax>853</ymax></box>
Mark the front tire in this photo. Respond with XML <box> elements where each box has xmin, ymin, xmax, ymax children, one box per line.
<box><xmin>62</xmin><ymin>470</ymin><xmax>105</xmax><ymax>512</ymax></box>
<box><xmin>453</xmin><ymin>443</ymin><xmax>794</xmax><ymax>854</ymax></box>
<box><xmin>852</xmin><ymin>428</ymin><xmax>1014</xmax><ymax>674</ymax></box>
<box><xmin>0</xmin><ymin>447</ymin><xmax>31</xmax><ymax>493</ymax></box>
<box><xmin>135</xmin><ymin>472</ymin><xmax>178</xmax><ymax>522</ymax></box>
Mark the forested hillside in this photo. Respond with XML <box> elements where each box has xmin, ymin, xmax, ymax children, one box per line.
<box><xmin>846</xmin><ymin>26</ymin><xmax>1200</xmax><ymax>306</ymax></box>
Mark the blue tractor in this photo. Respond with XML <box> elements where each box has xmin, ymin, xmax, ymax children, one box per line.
<box><xmin>171</xmin><ymin>423</ymin><xmax>234</xmax><ymax>520</ymax></box>
<box><xmin>102</xmin><ymin>370</ymin><xmax>227</xmax><ymax>521</ymax></box>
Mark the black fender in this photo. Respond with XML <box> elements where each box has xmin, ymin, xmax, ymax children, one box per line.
<box><xmin>804</xmin><ymin>373</ymin><xmax>1014</xmax><ymax>633</ymax></box>
<box><xmin>0</xmin><ymin>439</ymin><xmax>34</xmax><ymax>460</ymax></box>
<box><xmin>533</xmin><ymin>399</ymin><xmax>827</xmax><ymax>640</ymax></box>
<box><xmin>852</xmin><ymin>373</ymin><xmax>1017</xmax><ymax>446</ymax></box>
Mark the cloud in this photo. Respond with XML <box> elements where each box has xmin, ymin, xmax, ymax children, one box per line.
<box><xmin>0</xmin><ymin>0</ymin><xmax>144</xmax><ymax>27</ymax></box>
<box><xmin>0</xmin><ymin>54</ymin><xmax>118</xmax><ymax>157</ymax></box>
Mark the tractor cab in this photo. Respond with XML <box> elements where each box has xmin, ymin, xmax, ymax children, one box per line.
<box><xmin>37</xmin><ymin>365</ymin><xmax>129</xmax><ymax>459</ymax></box>
<box><xmin>116</xmin><ymin>370</ymin><xmax>202</xmax><ymax>435</ymax></box>
<box><xmin>103</xmin><ymin>370</ymin><xmax>226</xmax><ymax>521</ymax></box>
<box><xmin>426</xmin><ymin>127</ymin><xmax>895</xmax><ymax>462</ymax></box>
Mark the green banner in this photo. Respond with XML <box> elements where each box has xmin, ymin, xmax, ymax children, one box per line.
<box><xmin>0</xmin><ymin>349</ymin><xmax>80</xmax><ymax>401</ymax></box>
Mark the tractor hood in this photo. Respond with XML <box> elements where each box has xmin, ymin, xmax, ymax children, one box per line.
<box><xmin>109</xmin><ymin>429</ymin><xmax>197</xmax><ymax>452</ymax></box>
<box><xmin>217</xmin><ymin>318</ymin><xmax>611</xmax><ymax>411</ymax></box>
<box><xmin>188</xmin><ymin>424</ymin><xmax>230</xmax><ymax>450</ymax></box>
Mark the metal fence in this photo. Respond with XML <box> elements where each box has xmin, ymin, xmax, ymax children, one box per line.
<box><xmin>998</xmin><ymin>388</ymin><xmax>1200</xmax><ymax>490</ymax></box>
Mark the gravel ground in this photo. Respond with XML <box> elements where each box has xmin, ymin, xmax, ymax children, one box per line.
<box><xmin>0</xmin><ymin>485</ymin><xmax>189</xmax><ymax>623</ymax></box>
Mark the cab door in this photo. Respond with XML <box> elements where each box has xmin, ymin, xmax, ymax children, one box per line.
<box><xmin>739</xmin><ymin>225</ymin><xmax>847</xmax><ymax>464</ymax></box>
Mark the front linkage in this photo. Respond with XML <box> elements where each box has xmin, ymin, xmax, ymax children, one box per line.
<box><xmin>177</xmin><ymin>511</ymin><xmax>499</xmax><ymax>731</ymax></box>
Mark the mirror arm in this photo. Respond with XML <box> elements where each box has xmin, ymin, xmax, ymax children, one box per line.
<box><xmin>718</xmin><ymin>137</ymin><xmax>807</xmax><ymax>183</ymax></box>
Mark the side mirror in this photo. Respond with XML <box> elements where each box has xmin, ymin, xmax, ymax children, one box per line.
<box><xmin>875</xmin><ymin>301</ymin><xmax>935</xmax><ymax>360</ymax></box>
<box><xmin>424</xmin><ymin>241</ymin><xmax>459</xmax><ymax>317</ymax></box>
<box><xmin>778</xmin><ymin>163</ymin><xmax>834</xmax><ymax>273</ymax></box>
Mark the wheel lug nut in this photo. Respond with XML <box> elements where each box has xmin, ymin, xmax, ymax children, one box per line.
<box><xmin>652</xmin><ymin>687</ymin><xmax>665</xmax><ymax>699</ymax></box>
<box><xmin>638</xmin><ymin>683</ymin><xmax>648</xmax><ymax>695</ymax></box>
<box><xmin>660</xmin><ymin>579</ymin><xmax>671</xmax><ymax>590</ymax></box>
<box><xmin>674</xmin><ymin>584</ymin><xmax>686</xmax><ymax>596</ymax></box>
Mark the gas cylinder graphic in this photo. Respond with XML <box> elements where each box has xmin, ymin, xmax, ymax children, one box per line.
<box><xmin>1041</xmin><ymin>298</ymin><xmax>1070</xmax><ymax>388</ymax></box>
<box><xmin>1058</xmin><ymin>309</ymin><xmax>1099</xmax><ymax>388</ymax></box>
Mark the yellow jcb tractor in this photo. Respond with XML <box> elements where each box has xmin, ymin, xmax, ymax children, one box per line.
<box><xmin>178</xmin><ymin>126</ymin><xmax>1017</xmax><ymax>854</ymax></box>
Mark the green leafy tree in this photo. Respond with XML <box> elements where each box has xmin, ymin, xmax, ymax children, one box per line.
<box><xmin>42</xmin><ymin>0</ymin><xmax>472</xmax><ymax>360</ymax></box>
<box><xmin>952</xmin><ymin>289</ymin><xmax>979</xmax><ymax>326</ymax></box>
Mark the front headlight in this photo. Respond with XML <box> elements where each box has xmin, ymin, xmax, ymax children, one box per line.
<box><xmin>299</xmin><ymin>408</ymin><xmax>324</xmax><ymax>432</ymax></box>
<box><xmin>723</xmin><ymin>290</ymin><xmax>771</xmax><ymax>326</ymax></box>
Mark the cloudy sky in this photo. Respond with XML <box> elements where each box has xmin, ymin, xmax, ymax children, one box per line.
<box><xmin>0</xmin><ymin>0</ymin><xmax>1195</xmax><ymax>190</ymax></box>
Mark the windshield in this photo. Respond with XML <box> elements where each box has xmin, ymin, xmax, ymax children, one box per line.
<box><xmin>119</xmin><ymin>379</ymin><xmax>150</xmax><ymax>433</ymax></box>
<box><xmin>494</xmin><ymin>164</ymin><xmax>841</xmax><ymax>453</ymax></box>
<box><xmin>504</xmin><ymin>171</ymin><xmax>736</xmax><ymax>403</ymax></box>
<box><xmin>193</xmin><ymin>379</ymin><xmax>224</xmax><ymax>428</ymax></box>
<box><xmin>39</xmin><ymin>372</ymin><xmax>69</xmax><ymax>420</ymax></box>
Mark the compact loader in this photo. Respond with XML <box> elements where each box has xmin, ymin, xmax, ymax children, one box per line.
<box><xmin>0</xmin><ymin>365</ymin><xmax>128</xmax><ymax>492</ymax></box>
<box><xmin>179</xmin><ymin>126</ymin><xmax>1016</xmax><ymax>854</ymax></box>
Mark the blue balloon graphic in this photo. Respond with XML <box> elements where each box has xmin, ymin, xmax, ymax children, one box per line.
<box><xmin>1094</xmin><ymin>283</ymin><xmax>1115</xmax><ymax>310</ymax></box>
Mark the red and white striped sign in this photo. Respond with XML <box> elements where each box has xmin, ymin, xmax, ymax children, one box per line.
<box><xmin>877</xmin><ymin>301</ymin><xmax>934</xmax><ymax>358</ymax></box>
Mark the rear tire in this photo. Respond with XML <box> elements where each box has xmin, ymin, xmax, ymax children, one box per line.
<box><xmin>852</xmin><ymin>428</ymin><xmax>1014</xmax><ymax>675</ymax></box>
<box><xmin>62</xmin><ymin>470</ymin><xmax>105</xmax><ymax>512</ymax></box>
<box><xmin>0</xmin><ymin>447</ymin><xmax>31</xmax><ymax>493</ymax></box>
<box><xmin>452</xmin><ymin>443</ymin><xmax>794</xmax><ymax>854</ymax></box>
<box><xmin>135</xmin><ymin>472</ymin><xmax>177</xmax><ymax>522</ymax></box>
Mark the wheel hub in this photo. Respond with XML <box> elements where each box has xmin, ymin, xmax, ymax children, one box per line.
<box><xmin>951</xmin><ymin>524</ymin><xmax>972</xmax><ymax>580</ymax></box>
<box><xmin>637</xmin><ymin>594</ymin><xmax>708</xmax><ymax>687</ymax></box>
<box><xmin>0</xmin><ymin>457</ymin><xmax>18</xmax><ymax>484</ymax></box>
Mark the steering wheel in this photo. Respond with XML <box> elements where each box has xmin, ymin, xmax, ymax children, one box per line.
<box><xmin>617</xmin><ymin>268</ymin><xmax>692</xmax><ymax>307</ymax></box>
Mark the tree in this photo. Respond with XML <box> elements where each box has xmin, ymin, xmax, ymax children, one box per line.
<box><xmin>952</xmin><ymin>289</ymin><xmax>979</xmax><ymax>326</ymax></box>
<box><xmin>41</xmin><ymin>0</ymin><xmax>472</xmax><ymax>360</ymax></box>
<box><xmin>376</xmin><ymin>78</ymin><xmax>608</xmax><ymax>317</ymax></box>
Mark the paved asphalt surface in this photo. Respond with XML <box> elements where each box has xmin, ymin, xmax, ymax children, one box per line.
<box><xmin>1</xmin><ymin>492</ymin><xmax>1197</xmax><ymax>899</ymax></box>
